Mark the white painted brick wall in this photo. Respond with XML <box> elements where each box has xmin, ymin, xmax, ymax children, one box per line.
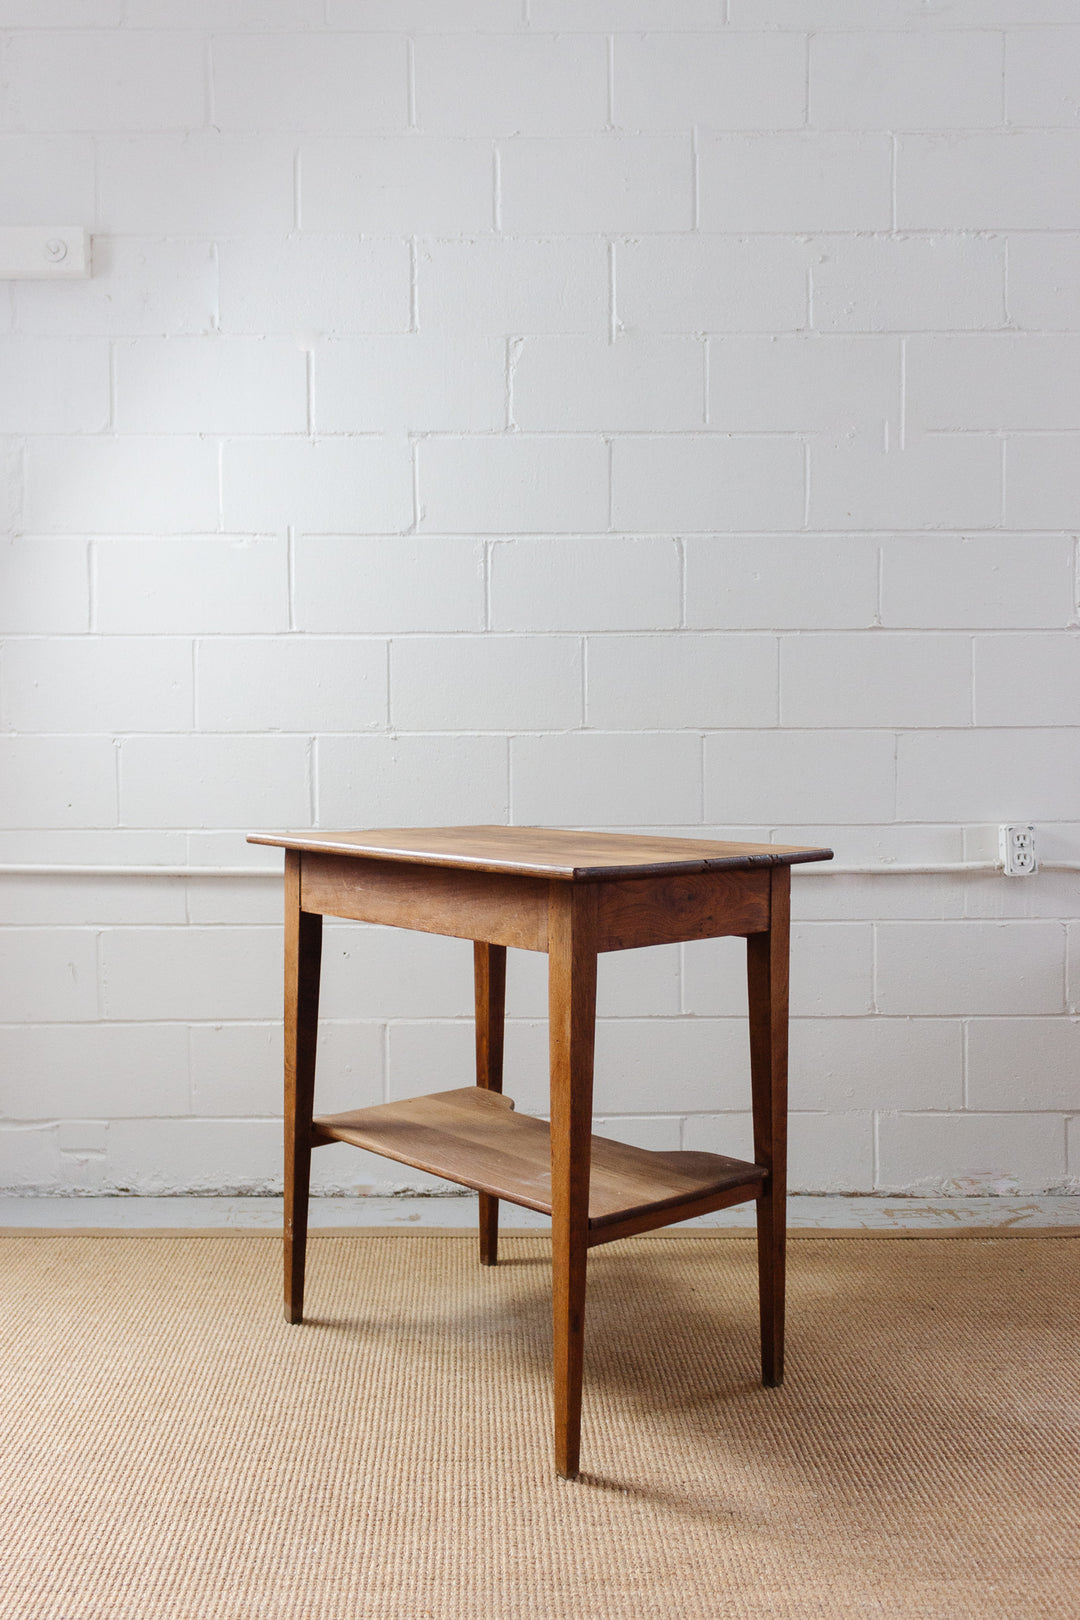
<box><xmin>1</xmin><ymin>2</ymin><xmax>1078</xmax><ymax>1201</ymax></box>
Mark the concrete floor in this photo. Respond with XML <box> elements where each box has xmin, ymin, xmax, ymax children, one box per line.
<box><xmin>3</xmin><ymin>1193</ymin><xmax>1078</xmax><ymax>1233</ymax></box>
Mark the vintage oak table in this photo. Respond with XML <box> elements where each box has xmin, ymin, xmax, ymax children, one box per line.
<box><xmin>248</xmin><ymin>825</ymin><xmax>833</xmax><ymax>1479</ymax></box>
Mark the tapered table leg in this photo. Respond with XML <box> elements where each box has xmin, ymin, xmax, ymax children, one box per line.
<box><xmin>548</xmin><ymin>884</ymin><xmax>598</xmax><ymax>1480</ymax></box>
<box><xmin>284</xmin><ymin>849</ymin><xmax>323</xmax><ymax>1325</ymax></box>
<box><xmin>747</xmin><ymin>864</ymin><xmax>791</xmax><ymax>1386</ymax></box>
<box><xmin>474</xmin><ymin>941</ymin><xmax>507</xmax><ymax>1266</ymax></box>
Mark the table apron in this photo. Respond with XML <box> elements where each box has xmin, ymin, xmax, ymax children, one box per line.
<box><xmin>299</xmin><ymin>852</ymin><xmax>550</xmax><ymax>950</ymax></box>
<box><xmin>299</xmin><ymin>851</ymin><xmax>771</xmax><ymax>952</ymax></box>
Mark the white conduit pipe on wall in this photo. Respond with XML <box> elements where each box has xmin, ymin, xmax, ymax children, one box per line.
<box><xmin>0</xmin><ymin>862</ymin><xmax>1078</xmax><ymax>878</ymax></box>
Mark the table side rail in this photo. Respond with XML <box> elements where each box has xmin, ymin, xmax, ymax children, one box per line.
<box><xmin>299</xmin><ymin>851</ymin><xmax>550</xmax><ymax>951</ymax></box>
<box><xmin>594</xmin><ymin>867</ymin><xmax>770</xmax><ymax>950</ymax></box>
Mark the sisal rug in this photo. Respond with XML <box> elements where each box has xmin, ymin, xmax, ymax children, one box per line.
<box><xmin>0</xmin><ymin>1230</ymin><xmax>1077</xmax><ymax>1620</ymax></box>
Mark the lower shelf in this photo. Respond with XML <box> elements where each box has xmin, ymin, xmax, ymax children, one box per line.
<box><xmin>313</xmin><ymin>1087</ymin><xmax>766</xmax><ymax>1242</ymax></box>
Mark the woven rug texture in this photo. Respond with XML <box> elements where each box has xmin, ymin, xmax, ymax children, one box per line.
<box><xmin>1</xmin><ymin>1230</ymin><xmax>1077</xmax><ymax>1620</ymax></box>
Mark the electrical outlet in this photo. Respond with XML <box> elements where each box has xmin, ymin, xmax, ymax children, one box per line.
<box><xmin>999</xmin><ymin>824</ymin><xmax>1037</xmax><ymax>877</ymax></box>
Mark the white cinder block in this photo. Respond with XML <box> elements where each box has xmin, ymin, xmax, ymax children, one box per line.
<box><xmin>705</xmin><ymin>730</ymin><xmax>896</xmax><ymax>824</ymax></box>
<box><xmin>593</xmin><ymin>1117</ymin><xmax>683</xmax><ymax>1153</ymax></box>
<box><xmin>498</xmin><ymin>136</ymin><xmax>693</xmax><ymax>234</ymax></box>
<box><xmin>417</xmin><ymin>238</ymin><xmax>608</xmax><ymax>335</ymax></box>
<box><xmin>101</xmin><ymin>926</ymin><xmax>281</xmax><ymax>1021</ymax></box>
<box><xmin>1007</xmin><ymin>28</ymin><xmax>1080</xmax><ymax>127</ymax></box>
<box><xmin>189</xmin><ymin>1022</ymin><xmax>282</xmax><ymax>1118</ymax></box>
<box><xmin>1005</xmin><ymin>436</ymin><xmax>1080</xmax><ymax>530</ymax></box>
<box><xmin>105</xmin><ymin>1119</ymin><xmax>281</xmax><ymax>1195</ymax></box>
<box><xmin>119</xmin><ymin>736</ymin><xmax>311</xmax><ymax>827</ymax></box>
<box><xmin>789</xmin><ymin>922</ymin><xmax>874</xmax><ymax>1015</ymax></box>
<box><xmin>490</xmin><ymin>537</ymin><xmax>681</xmax><ymax>633</ymax></box>
<box><xmin>501</xmin><ymin>942</ymin><xmax>681</xmax><ymax>1019</ymax></box>
<box><xmin>387</xmin><ymin>1020</ymin><xmax>476</xmax><ymax>1101</ymax></box>
<box><xmin>390</xmin><ymin>636</ymin><xmax>581</xmax><ymax>731</ymax></box>
<box><xmin>1008</xmin><ymin>234</ymin><xmax>1080</xmax><ymax>330</ymax></box>
<box><xmin>616</xmin><ymin>236</ymin><xmax>808</xmax><ymax>335</ymax></box>
<box><xmin>967</xmin><ymin>1018</ymin><xmax>1080</xmax><ymax>1111</ymax></box>
<box><xmin>129</xmin><ymin>1</ymin><xmax>326</xmax><ymax>22</ymax></box>
<box><xmin>876</xmin><ymin>921</ymin><xmax>1065</xmax><ymax>1015</ymax></box>
<box><xmin>907</xmin><ymin>336</ymin><xmax>1080</xmax><ymax>431</ymax></box>
<box><xmin>1</xmin><ymin>637</ymin><xmax>193</xmax><ymax>734</ymax></box>
<box><xmin>218</xmin><ymin>237</ymin><xmax>411</xmax><ymax>336</ymax></box>
<box><xmin>212</xmin><ymin>33</ymin><xmax>407</xmax><ymax>132</ymax></box>
<box><xmin>531</xmin><ymin>0</ymin><xmax>723</xmax><ymax>23</ymax></box>
<box><xmin>301</xmin><ymin>137</ymin><xmax>494</xmax><ymax>234</ymax></box>
<box><xmin>223</xmin><ymin>437</ymin><xmax>412</xmax><ymax>534</ymax></box>
<box><xmin>510</xmin><ymin>732</ymin><xmax>701</xmax><ymax>826</ymax></box>
<box><xmin>808</xmin><ymin>433</ymin><xmax>1002</xmax><ymax>530</ymax></box>
<box><xmin>790</xmin><ymin>1017</ymin><xmax>963</xmax><ymax>1111</ymax></box>
<box><xmin>24</xmin><ymin>438</ymin><xmax>220</xmax><ymax>533</ymax></box>
<box><xmin>897</xmin><ymin>730</ymin><xmax>1080</xmax><ymax>823</ymax></box>
<box><xmin>612</xmin><ymin>437</ymin><xmax>805</xmax><ymax>533</ymax></box>
<box><xmin>513</xmin><ymin>336</ymin><xmax>705</xmax><ymax>432</ymax></box>
<box><xmin>0</xmin><ymin>1024</ymin><xmax>188</xmax><ymax>1119</ymax></box>
<box><xmin>414</xmin><ymin>34</ymin><xmax>607</xmax><ymax>135</ymax></box>
<box><xmin>0</xmin><ymin>930</ymin><xmax>99</xmax><ymax>1022</ymax></box>
<box><xmin>0</xmin><ymin>1127</ymin><xmax>59</xmax><ymax>1194</ymax></box>
<box><xmin>974</xmin><ymin>634</ymin><xmax>1080</xmax><ymax>726</ymax></box>
<box><xmin>733</xmin><ymin>0</ymin><xmax>1080</xmax><ymax>19</ymax></box>
<box><xmin>586</xmin><ymin>634</ymin><xmax>777</xmax><ymax>730</ymax></box>
<box><xmin>292</xmin><ymin>537</ymin><xmax>484</xmax><ymax>633</ymax></box>
<box><xmin>685</xmin><ymin>537</ymin><xmax>879</xmax><ymax>630</ymax></box>
<box><xmin>780</xmin><ymin>633</ymin><xmax>971</xmax><ymax>727</ymax></box>
<box><xmin>197</xmin><ymin>637</ymin><xmax>387</xmax><ymax>734</ymax></box>
<box><xmin>614</xmin><ymin>32</ymin><xmax>805</xmax><ymax>131</ymax></box>
<box><xmin>329</xmin><ymin>0</ymin><xmax>524</xmax><ymax>23</ymax></box>
<box><xmin>788</xmin><ymin>1113</ymin><xmax>874</xmax><ymax>1193</ymax></box>
<box><xmin>0</xmin><ymin>135</ymin><xmax>94</xmax><ymax>225</ymax></box>
<box><xmin>810</xmin><ymin>31</ymin><xmax>1002</xmax><ymax>130</ymax></box>
<box><xmin>0</xmin><ymin>438</ymin><xmax>16</xmax><ymax>531</ymax></box>
<box><xmin>115</xmin><ymin>339</ymin><xmax>307</xmax><ymax>435</ymax></box>
<box><xmin>683</xmin><ymin>922</ymin><xmax>872</xmax><ymax>1017</ymax></box>
<box><xmin>95</xmin><ymin>538</ymin><xmax>288</xmax><ymax>634</ymax></box>
<box><xmin>316</xmin><ymin>336</ymin><xmax>506</xmax><ymax>433</ymax></box>
<box><xmin>0</xmin><ymin>873</ymin><xmax>185</xmax><ymax>928</ymax></box>
<box><xmin>418</xmin><ymin>437</ymin><xmax>609</xmax><ymax>533</ymax></box>
<box><xmin>319</xmin><ymin>924</ymin><xmax>473</xmax><ymax>1020</ymax></box>
<box><xmin>594</xmin><ymin>1019</ymin><xmax>751</xmax><ymax>1113</ymax></box>
<box><xmin>4</xmin><ymin>30</ymin><xmax>205</xmax><ymax>131</ymax></box>
<box><xmin>898</xmin><ymin>133</ymin><xmax>1080</xmax><ymax>230</ymax></box>
<box><xmin>708</xmin><ymin>335</ymin><xmax>899</xmax><ymax>433</ymax></box>
<box><xmin>0</xmin><ymin>539</ymin><xmax>89</xmax><ymax>633</ymax></box>
<box><xmin>699</xmin><ymin>133</ymin><xmax>892</xmax><ymax>233</ymax></box>
<box><xmin>680</xmin><ymin>934</ymin><xmax>749</xmax><ymax>1017</ymax></box>
<box><xmin>0</xmin><ymin>737</ymin><xmax>117</xmax><ymax>828</ymax></box>
<box><xmin>880</xmin><ymin>536</ymin><xmax>1075</xmax><ymax>629</ymax></box>
<box><xmin>185</xmin><ymin>875</ymin><xmax>282</xmax><ymax>927</ymax></box>
<box><xmin>14</xmin><ymin>239</ymin><xmax>216</xmax><ymax>337</ymax></box>
<box><xmin>877</xmin><ymin>1112</ymin><xmax>1065</xmax><ymax>1195</ymax></box>
<box><xmin>680</xmin><ymin>1111</ymin><xmax>754</xmax><ymax>1165</ymax></box>
<box><xmin>98</xmin><ymin>133</ymin><xmax>295</xmax><ymax>234</ymax></box>
<box><xmin>312</xmin><ymin>1021</ymin><xmax>385</xmax><ymax>1114</ymax></box>
<box><xmin>317</xmin><ymin>734</ymin><xmax>508</xmax><ymax>826</ymax></box>
<box><xmin>0</xmin><ymin>337</ymin><xmax>109</xmax><ymax>433</ymax></box>
<box><xmin>811</xmin><ymin>234</ymin><xmax>1005</xmax><ymax>332</ymax></box>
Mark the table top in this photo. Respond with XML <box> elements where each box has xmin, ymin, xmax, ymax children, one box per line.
<box><xmin>248</xmin><ymin>826</ymin><xmax>833</xmax><ymax>881</ymax></box>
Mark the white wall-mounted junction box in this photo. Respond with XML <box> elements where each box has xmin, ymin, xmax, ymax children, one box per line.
<box><xmin>0</xmin><ymin>227</ymin><xmax>89</xmax><ymax>279</ymax></box>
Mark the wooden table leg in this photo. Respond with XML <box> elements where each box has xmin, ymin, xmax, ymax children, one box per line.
<box><xmin>474</xmin><ymin>941</ymin><xmax>507</xmax><ymax>1266</ymax></box>
<box><xmin>284</xmin><ymin>849</ymin><xmax>323</xmax><ymax>1325</ymax></box>
<box><xmin>548</xmin><ymin>884</ymin><xmax>598</xmax><ymax>1480</ymax></box>
<box><xmin>747</xmin><ymin>864</ymin><xmax>790</xmax><ymax>1387</ymax></box>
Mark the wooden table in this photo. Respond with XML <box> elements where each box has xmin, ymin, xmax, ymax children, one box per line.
<box><xmin>248</xmin><ymin>825</ymin><xmax>832</xmax><ymax>1479</ymax></box>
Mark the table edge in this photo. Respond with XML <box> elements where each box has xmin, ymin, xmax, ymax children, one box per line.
<box><xmin>246</xmin><ymin>832</ymin><xmax>834</xmax><ymax>880</ymax></box>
